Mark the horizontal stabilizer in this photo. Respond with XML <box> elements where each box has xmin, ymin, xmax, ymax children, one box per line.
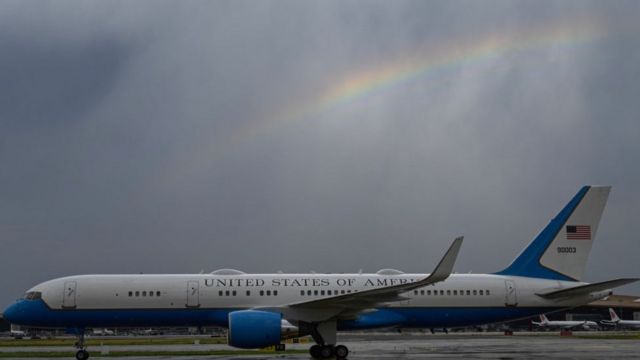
<box><xmin>536</xmin><ymin>278</ymin><xmax>639</xmax><ymax>299</ymax></box>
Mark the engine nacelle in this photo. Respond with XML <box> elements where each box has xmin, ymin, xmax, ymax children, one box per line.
<box><xmin>228</xmin><ymin>310</ymin><xmax>282</xmax><ymax>349</ymax></box>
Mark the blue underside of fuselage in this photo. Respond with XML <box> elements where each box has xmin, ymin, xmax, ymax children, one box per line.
<box><xmin>5</xmin><ymin>299</ymin><xmax>562</xmax><ymax>330</ymax></box>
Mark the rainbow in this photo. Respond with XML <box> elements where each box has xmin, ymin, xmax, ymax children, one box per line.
<box><xmin>233</xmin><ymin>17</ymin><xmax>609</xmax><ymax>142</ymax></box>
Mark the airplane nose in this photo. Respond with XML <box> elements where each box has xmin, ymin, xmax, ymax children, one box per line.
<box><xmin>3</xmin><ymin>301</ymin><xmax>24</xmax><ymax>324</ymax></box>
<box><xmin>2</xmin><ymin>300</ymin><xmax>27</xmax><ymax>325</ymax></box>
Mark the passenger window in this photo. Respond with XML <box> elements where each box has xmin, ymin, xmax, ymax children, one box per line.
<box><xmin>421</xmin><ymin>290</ymin><xmax>425</xmax><ymax>295</ymax></box>
<box><xmin>341</xmin><ymin>290</ymin><xmax>346</xmax><ymax>294</ymax></box>
<box><xmin>260</xmin><ymin>290</ymin><xmax>264</xmax><ymax>296</ymax></box>
<box><xmin>128</xmin><ymin>291</ymin><xmax>133</xmax><ymax>297</ymax></box>
<box><xmin>453</xmin><ymin>290</ymin><xmax>457</xmax><ymax>295</ymax></box>
<box><xmin>266</xmin><ymin>290</ymin><xmax>271</xmax><ymax>296</ymax></box>
<box><xmin>308</xmin><ymin>290</ymin><xmax>312</xmax><ymax>296</ymax></box>
<box><xmin>301</xmin><ymin>290</ymin><xmax>305</xmax><ymax>296</ymax></box>
<box><xmin>440</xmin><ymin>290</ymin><xmax>444</xmax><ymax>295</ymax></box>
<box><xmin>219</xmin><ymin>290</ymin><xmax>223</xmax><ymax>296</ymax></box>
<box><xmin>225</xmin><ymin>290</ymin><xmax>230</xmax><ymax>296</ymax></box>
<box><xmin>232</xmin><ymin>290</ymin><xmax>237</xmax><ymax>296</ymax></box>
<box><xmin>274</xmin><ymin>290</ymin><xmax>278</xmax><ymax>296</ymax></box>
<box><xmin>328</xmin><ymin>290</ymin><xmax>332</xmax><ymax>295</ymax></box>
<box><xmin>135</xmin><ymin>291</ymin><xmax>140</xmax><ymax>297</ymax></box>
<box><xmin>156</xmin><ymin>291</ymin><xmax>161</xmax><ymax>297</ymax></box>
<box><xmin>414</xmin><ymin>290</ymin><xmax>418</xmax><ymax>295</ymax></box>
<box><xmin>479</xmin><ymin>290</ymin><xmax>484</xmax><ymax>295</ymax></box>
<box><xmin>473</xmin><ymin>290</ymin><xmax>477</xmax><ymax>295</ymax></box>
<box><xmin>426</xmin><ymin>290</ymin><xmax>431</xmax><ymax>295</ymax></box>
<box><xmin>149</xmin><ymin>291</ymin><xmax>154</xmax><ymax>297</ymax></box>
<box><xmin>466</xmin><ymin>290</ymin><xmax>471</xmax><ymax>295</ymax></box>
<box><xmin>486</xmin><ymin>290</ymin><xmax>490</xmax><ymax>295</ymax></box>
<box><xmin>246</xmin><ymin>290</ymin><xmax>251</xmax><ymax>296</ymax></box>
<box><xmin>447</xmin><ymin>290</ymin><xmax>451</xmax><ymax>295</ymax></box>
<box><xmin>320</xmin><ymin>290</ymin><xmax>325</xmax><ymax>296</ymax></box>
<box><xmin>314</xmin><ymin>290</ymin><xmax>319</xmax><ymax>296</ymax></box>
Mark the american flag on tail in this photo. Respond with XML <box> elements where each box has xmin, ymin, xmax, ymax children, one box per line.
<box><xmin>566</xmin><ymin>225</ymin><xmax>591</xmax><ymax>240</ymax></box>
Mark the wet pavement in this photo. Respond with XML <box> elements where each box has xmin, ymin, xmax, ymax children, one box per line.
<box><xmin>1</xmin><ymin>332</ymin><xmax>639</xmax><ymax>359</ymax></box>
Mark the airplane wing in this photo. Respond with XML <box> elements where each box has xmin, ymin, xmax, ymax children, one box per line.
<box><xmin>274</xmin><ymin>237</ymin><xmax>463</xmax><ymax>322</ymax></box>
<box><xmin>536</xmin><ymin>278</ymin><xmax>639</xmax><ymax>299</ymax></box>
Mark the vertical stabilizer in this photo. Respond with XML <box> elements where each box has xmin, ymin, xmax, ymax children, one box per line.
<box><xmin>609</xmin><ymin>308</ymin><xmax>620</xmax><ymax>322</ymax></box>
<box><xmin>496</xmin><ymin>186</ymin><xmax>611</xmax><ymax>281</ymax></box>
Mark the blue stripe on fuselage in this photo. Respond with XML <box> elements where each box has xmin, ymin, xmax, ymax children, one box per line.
<box><xmin>3</xmin><ymin>300</ymin><xmax>234</xmax><ymax>328</ymax></box>
<box><xmin>338</xmin><ymin>307</ymin><xmax>561</xmax><ymax>330</ymax></box>
<box><xmin>5</xmin><ymin>299</ymin><xmax>560</xmax><ymax>330</ymax></box>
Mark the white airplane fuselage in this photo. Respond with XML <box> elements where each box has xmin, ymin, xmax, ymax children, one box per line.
<box><xmin>7</xmin><ymin>273</ymin><xmax>607</xmax><ymax>330</ymax></box>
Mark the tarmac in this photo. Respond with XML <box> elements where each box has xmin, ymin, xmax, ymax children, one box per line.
<box><xmin>1</xmin><ymin>332</ymin><xmax>640</xmax><ymax>359</ymax></box>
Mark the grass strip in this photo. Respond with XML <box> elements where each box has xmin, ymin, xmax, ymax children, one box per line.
<box><xmin>0</xmin><ymin>349</ymin><xmax>308</xmax><ymax>358</ymax></box>
<box><xmin>575</xmin><ymin>333</ymin><xmax>640</xmax><ymax>340</ymax></box>
<box><xmin>0</xmin><ymin>338</ymin><xmax>227</xmax><ymax>347</ymax></box>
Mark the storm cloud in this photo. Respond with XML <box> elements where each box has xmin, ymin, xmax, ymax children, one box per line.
<box><xmin>1</xmin><ymin>1</ymin><xmax>639</xmax><ymax>308</ymax></box>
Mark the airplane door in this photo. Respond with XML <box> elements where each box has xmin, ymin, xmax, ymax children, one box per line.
<box><xmin>504</xmin><ymin>280</ymin><xmax>517</xmax><ymax>307</ymax></box>
<box><xmin>62</xmin><ymin>281</ymin><xmax>77</xmax><ymax>309</ymax></box>
<box><xmin>186</xmin><ymin>281</ymin><xmax>200</xmax><ymax>308</ymax></box>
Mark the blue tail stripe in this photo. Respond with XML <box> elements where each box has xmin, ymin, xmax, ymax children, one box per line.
<box><xmin>494</xmin><ymin>186</ymin><xmax>590</xmax><ymax>281</ymax></box>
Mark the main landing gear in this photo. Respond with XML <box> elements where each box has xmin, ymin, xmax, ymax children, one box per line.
<box><xmin>73</xmin><ymin>331</ymin><xmax>90</xmax><ymax>360</ymax></box>
<box><xmin>309</xmin><ymin>344</ymin><xmax>349</xmax><ymax>359</ymax></box>
<box><xmin>308</xmin><ymin>320</ymin><xmax>349</xmax><ymax>359</ymax></box>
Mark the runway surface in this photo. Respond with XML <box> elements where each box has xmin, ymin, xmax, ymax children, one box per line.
<box><xmin>2</xmin><ymin>333</ymin><xmax>640</xmax><ymax>359</ymax></box>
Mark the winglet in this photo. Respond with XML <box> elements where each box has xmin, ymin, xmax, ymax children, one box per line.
<box><xmin>418</xmin><ymin>236</ymin><xmax>463</xmax><ymax>286</ymax></box>
<box><xmin>286</xmin><ymin>236</ymin><xmax>463</xmax><ymax>316</ymax></box>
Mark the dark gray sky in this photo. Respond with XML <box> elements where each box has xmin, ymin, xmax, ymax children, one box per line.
<box><xmin>1</xmin><ymin>1</ymin><xmax>639</xmax><ymax>309</ymax></box>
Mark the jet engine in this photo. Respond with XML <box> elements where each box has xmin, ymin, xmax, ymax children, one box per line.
<box><xmin>227</xmin><ymin>310</ymin><xmax>301</xmax><ymax>349</ymax></box>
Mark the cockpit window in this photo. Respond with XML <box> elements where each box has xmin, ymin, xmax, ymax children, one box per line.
<box><xmin>23</xmin><ymin>291</ymin><xmax>42</xmax><ymax>300</ymax></box>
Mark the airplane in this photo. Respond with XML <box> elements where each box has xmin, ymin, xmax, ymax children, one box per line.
<box><xmin>90</xmin><ymin>328</ymin><xmax>114</xmax><ymax>336</ymax></box>
<box><xmin>10</xmin><ymin>324</ymin><xmax>26</xmax><ymax>339</ymax></box>
<box><xmin>531</xmin><ymin>314</ymin><xmax>598</xmax><ymax>330</ymax></box>
<box><xmin>2</xmin><ymin>186</ymin><xmax>638</xmax><ymax>360</ymax></box>
<box><xmin>600</xmin><ymin>308</ymin><xmax>640</xmax><ymax>329</ymax></box>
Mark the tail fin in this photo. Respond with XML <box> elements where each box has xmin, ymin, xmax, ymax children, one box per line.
<box><xmin>609</xmin><ymin>308</ymin><xmax>620</xmax><ymax>322</ymax></box>
<box><xmin>496</xmin><ymin>186</ymin><xmax>611</xmax><ymax>281</ymax></box>
<box><xmin>540</xmin><ymin>314</ymin><xmax>549</xmax><ymax>323</ymax></box>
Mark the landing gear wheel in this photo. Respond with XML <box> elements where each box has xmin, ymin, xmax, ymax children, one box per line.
<box><xmin>309</xmin><ymin>344</ymin><xmax>322</xmax><ymax>359</ymax></box>
<box><xmin>319</xmin><ymin>345</ymin><xmax>334</xmax><ymax>359</ymax></box>
<box><xmin>335</xmin><ymin>344</ymin><xmax>349</xmax><ymax>359</ymax></box>
<box><xmin>75</xmin><ymin>350</ymin><xmax>89</xmax><ymax>360</ymax></box>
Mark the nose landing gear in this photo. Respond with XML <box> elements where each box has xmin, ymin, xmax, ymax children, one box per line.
<box><xmin>73</xmin><ymin>331</ymin><xmax>90</xmax><ymax>360</ymax></box>
<box><xmin>75</xmin><ymin>349</ymin><xmax>89</xmax><ymax>360</ymax></box>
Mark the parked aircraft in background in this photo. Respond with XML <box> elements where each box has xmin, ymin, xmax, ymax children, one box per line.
<box><xmin>10</xmin><ymin>324</ymin><xmax>26</xmax><ymax>339</ymax></box>
<box><xmin>532</xmin><ymin>314</ymin><xmax>598</xmax><ymax>330</ymax></box>
<box><xmin>90</xmin><ymin>328</ymin><xmax>114</xmax><ymax>336</ymax></box>
<box><xmin>3</xmin><ymin>186</ymin><xmax>637</xmax><ymax>360</ymax></box>
<box><xmin>600</xmin><ymin>308</ymin><xmax>640</xmax><ymax>329</ymax></box>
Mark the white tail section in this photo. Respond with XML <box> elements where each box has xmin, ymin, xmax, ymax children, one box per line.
<box><xmin>538</xmin><ymin>186</ymin><xmax>610</xmax><ymax>281</ymax></box>
<box><xmin>540</xmin><ymin>314</ymin><xmax>549</xmax><ymax>323</ymax></box>
<box><xmin>609</xmin><ymin>308</ymin><xmax>620</xmax><ymax>322</ymax></box>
